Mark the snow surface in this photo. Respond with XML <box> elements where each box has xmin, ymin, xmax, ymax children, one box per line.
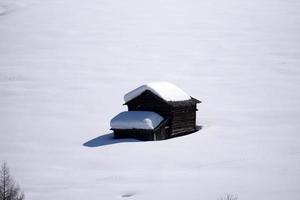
<box><xmin>0</xmin><ymin>0</ymin><xmax>300</xmax><ymax>200</ymax></box>
<box><xmin>110</xmin><ymin>111</ymin><xmax>163</xmax><ymax>130</ymax></box>
<box><xmin>124</xmin><ymin>82</ymin><xmax>191</xmax><ymax>103</ymax></box>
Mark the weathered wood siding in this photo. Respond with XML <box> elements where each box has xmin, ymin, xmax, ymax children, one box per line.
<box><xmin>113</xmin><ymin>129</ymin><xmax>155</xmax><ymax>141</ymax></box>
<box><xmin>170</xmin><ymin>105</ymin><xmax>197</xmax><ymax>136</ymax></box>
<box><xmin>126</xmin><ymin>90</ymin><xmax>171</xmax><ymax>117</ymax></box>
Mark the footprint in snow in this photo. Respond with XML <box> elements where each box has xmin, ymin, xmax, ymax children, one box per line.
<box><xmin>0</xmin><ymin>5</ymin><xmax>12</xmax><ymax>16</ymax></box>
<box><xmin>121</xmin><ymin>192</ymin><xmax>136</xmax><ymax>198</ymax></box>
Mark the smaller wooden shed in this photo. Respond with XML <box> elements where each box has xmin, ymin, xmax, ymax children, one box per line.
<box><xmin>110</xmin><ymin>111</ymin><xmax>168</xmax><ymax>141</ymax></box>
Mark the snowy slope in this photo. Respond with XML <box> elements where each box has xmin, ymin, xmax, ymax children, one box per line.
<box><xmin>0</xmin><ymin>0</ymin><xmax>300</xmax><ymax>199</ymax></box>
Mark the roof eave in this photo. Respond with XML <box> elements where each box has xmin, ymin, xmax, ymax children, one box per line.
<box><xmin>123</xmin><ymin>92</ymin><xmax>201</xmax><ymax>105</ymax></box>
<box><xmin>191</xmin><ymin>97</ymin><xmax>201</xmax><ymax>103</ymax></box>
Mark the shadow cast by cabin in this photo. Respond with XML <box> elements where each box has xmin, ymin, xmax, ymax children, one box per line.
<box><xmin>83</xmin><ymin>126</ymin><xmax>202</xmax><ymax>148</ymax></box>
<box><xmin>83</xmin><ymin>133</ymin><xmax>140</xmax><ymax>147</ymax></box>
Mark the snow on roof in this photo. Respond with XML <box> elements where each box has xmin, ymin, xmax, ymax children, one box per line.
<box><xmin>110</xmin><ymin>111</ymin><xmax>164</xmax><ymax>130</ymax></box>
<box><xmin>124</xmin><ymin>82</ymin><xmax>191</xmax><ymax>103</ymax></box>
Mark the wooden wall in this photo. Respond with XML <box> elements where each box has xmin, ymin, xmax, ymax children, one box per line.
<box><xmin>171</xmin><ymin>105</ymin><xmax>196</xmax><ymax>136</ymax></box>
<box><xmin>126</xmin><ymin>90</ymin><xmax>171</xmax><ymax>117</ymax></box>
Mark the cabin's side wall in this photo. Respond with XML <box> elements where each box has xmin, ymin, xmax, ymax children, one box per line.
<box><xmin>170</xmin><ymin>104</ymin><xmax>197</xmax><ymax>136</ymax></box>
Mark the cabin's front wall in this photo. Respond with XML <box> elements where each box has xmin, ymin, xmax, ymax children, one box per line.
<box><xmin>113</xmin><ymin>129</ymin><xmax>155</xmax><ymax>141</ymax></box>
<box><xmin>126</xmin><ymin>90</ymin><xmax>171</xmax><ymax>118</ymax></box>
<box><xmin>113</xmin><ymin>127</ymin><xmax>167</xmax><ymax>141</ymax></box>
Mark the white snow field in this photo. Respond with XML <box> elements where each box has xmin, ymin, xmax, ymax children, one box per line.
<box><xmin>0</xmin><ymin>0</ymin><xmax>300</xmax><ymax>199</ymax></box>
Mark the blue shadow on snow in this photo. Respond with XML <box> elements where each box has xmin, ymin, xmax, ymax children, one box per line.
<box><xmin>83</xmin><ymin>133</ymin><xmax>140</xmax><ymax>147</ymax></box>
<box><xmin>83</xmin><ymin>125</ymin><xmax>202</xmax><ymax>148</ymax></box>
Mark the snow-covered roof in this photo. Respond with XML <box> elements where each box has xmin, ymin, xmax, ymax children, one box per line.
<box><xmin>110</xmin><ymin>111</ymin><xmax>164</xmax><ymax>130</ymax></box>
<box><xmin>124</xmin><ymin>82</ymin><xmax>191</xmax><ymax>103</ymax></box>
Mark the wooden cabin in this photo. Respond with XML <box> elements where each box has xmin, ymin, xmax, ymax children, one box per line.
<box><xmin>111</xmin><ymin>82</ymin><xmax>201</xmax><ymax>141</ymax></box>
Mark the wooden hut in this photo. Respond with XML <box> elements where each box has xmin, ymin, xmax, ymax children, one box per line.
<box><xmin>110</xmin><ymin>82</ymin><xmax>201</xmax><ymax>141</ymax></box>
<box><xmin>110</xmin><ymin>111</ymin><xmax>169</xmax><ymax>141</ymax></box>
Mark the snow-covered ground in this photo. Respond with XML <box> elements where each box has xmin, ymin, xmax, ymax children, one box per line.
<box><xmin>1</xmin><ymin>0</ymin><xmax>300</xmax><ymax>199</ymax></box>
